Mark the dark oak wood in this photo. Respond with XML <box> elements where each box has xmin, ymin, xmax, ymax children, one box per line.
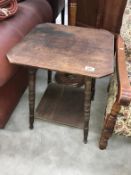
<box><xmin>61</xmin><ymin>7</ymin><xmax>65</xmax><ymax>25</ymax></box>
<box><xmin>75</xmin><ymin>0</ymin><xmax>127</xmax><ymax>34</ymax></box>
<box><xmin>47</xmin><ymin>70</ymin><xmax>52</xmax><ymax>84</ymax></box>
<box><xmin>8</xmin><ymin>23</ymin><xmax>114</xmax><ymax>78</ymax></box>
<box><xmin>84</xmin><ymin>77</ymin><xmax>92</xmax><ymax>143</ymax></box>
<box><xmin>91</xmin><ymin>79</ymin><xmax>96</xmax><ymax>100</ymax></box>
<box><xmin>28</xmin><ymin>68</ymin><xmax>36</xmax><ymax>129</ymax></box>
<box><xmin>36</xmin><ymin>83</ymin><xmax>84</xmax><ymax>128</ymax></box>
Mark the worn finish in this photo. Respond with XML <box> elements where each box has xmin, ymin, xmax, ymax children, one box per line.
<box><xmin>28</xmin><ymin>68</ymin><xmax>36</xmax><ymax>129</ymax></box>
<box><xmin>8</xmin><ymin>23</ymin><xmax>114</xmax><ymax>143</ymax></box>
<box><xmin>84</xmin><ymin>77</ymin><xmax>92</xmax><ymax>143</ymax></box>
<box><xmin>99</xmin><ymin>102</ymin><xmax>121</xmax><ymax>149</ymax></box>
<box><xmin>91</xmin><ymin>79</ymin><xmax>96</xmax><ymax>100</ymax></box>
<box><xmin>99</xmin><ymin>36</ymin><xmax>131</xmax><ymax>149</ymax></box>
<box><xmin>36</xmin><ymin>83</ymin><xmax>84</xmax><ymax>128</ymax></box>
<box><xmin>55</xmin><ymin>0</ymin><xmax>83</xmax><ymax>87</ymax></box>
<box><xmin>47</xmin><ymin>70</ymin><xmax>52</xmax><ymax>84</ymax></box>
<box><xmin>116</xmin><ymin>37</ymin><xmax>131</xmax><ymax>105</ymax></box>
<box><xmin>8</xmin><ymin>23</ymin><xmax>114</xmax><ymax>78</ymax></box>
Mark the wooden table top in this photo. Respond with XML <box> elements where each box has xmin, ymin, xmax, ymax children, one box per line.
<box><xmin>8</xmin><ymin>23</ymin><xmax>114</xmax><ymax>78</ymax></box>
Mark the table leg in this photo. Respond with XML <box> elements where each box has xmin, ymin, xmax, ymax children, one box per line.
<box><xmin>84</xmin><ymin>77</ymin><xmax>92</xmax><ymax>143</ymax></box>
<box><xmin>28</xmin><ymin>68</ymin><xmax>36</xmax><ymax>129</ymax></box>
<box><xmin>61</xmin><ymin>7</ymin><xmax>65</xmax><ymax>25</ymax></box>
<box><xmin>47</xmin><ymin>70</ymin><xmax>52</xmax><ymax>84</ymax></box>
<box><xmin>91</xmin><ymin>79</ymin><xmax>96</xmax><ymax>100</ymax></box>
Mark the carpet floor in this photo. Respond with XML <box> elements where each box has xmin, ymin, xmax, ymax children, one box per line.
<box><xmin>0</xmin><ymin>70</ymin><xmax>131</xmax><ymax>175</ymax></box>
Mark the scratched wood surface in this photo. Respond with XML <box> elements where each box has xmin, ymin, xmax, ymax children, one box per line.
<box><xmin>8</xmin><ymin>23</ymin><xmax>114</xmax><ymax>78</ymax></box>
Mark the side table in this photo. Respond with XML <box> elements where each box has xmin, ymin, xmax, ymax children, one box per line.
<box><xmin>7</xmin><ymin>23</ymin><xmax>114</xmax><ymax>143</ymax></box>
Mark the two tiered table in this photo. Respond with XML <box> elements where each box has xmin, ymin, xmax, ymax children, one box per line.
<box><xmin>8</xmin><ymin>23</ymin><xmax>114</xmax><ymax>143</ymax></box>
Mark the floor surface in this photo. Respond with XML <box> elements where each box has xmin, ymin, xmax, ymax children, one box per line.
<box><xmin>0</xmin><ymin>70</ymin><xmax>131</xmax><ymax>175</ymax></box>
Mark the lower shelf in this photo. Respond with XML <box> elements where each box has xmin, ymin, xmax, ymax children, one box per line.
<box><xmin>35</xmin><ymin>83</ymin><xmax>84</xmax><ymax>128</ymax></box>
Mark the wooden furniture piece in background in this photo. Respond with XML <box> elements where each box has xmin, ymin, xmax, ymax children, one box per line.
<box><xmin>7</xmin><ymin>23</ymin><xmax>114</xmax><ymax>143</ymax></box>
<box><xmin>75</xmin><ymin>0</ymin><xmax>127</xmax><ymax>33</ymax></box>
<box><xmin>99</xmin><ymin>36</ymin><xmax>131</xmax><ymax>149</ymax></box>
<box><xmin>99</xmin><ymin>0</ymin><xmax>131</xmax><ymax>149</ymax></box>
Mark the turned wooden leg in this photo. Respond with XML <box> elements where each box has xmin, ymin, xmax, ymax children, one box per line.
<box><xmin>47</xmin><ymin>70</ymin><xmax>52</xmax><ymax>84</ymax></box>
<box><xmin>91</xmin><ymin>79</ymin><xmax>96</xmax><ymax>101</ymax></box>
<box><xmin>29</xmin><ymin>68</ymin><xmax>36</xmax><ymax>129</ymax></box>
<box><xmin>61</xmin><ymin>7</ymin><xmax>65</xmax><ymax>25</ymax></box>
<box><xmin>84</xmin><ymin>77</ymin><xmax>92</xmax><ymax>143</ymax></box>
<box><xmin>99</xmin><ymin>101</ymin><xmax>121</xmax><ymax>149</ymax></box>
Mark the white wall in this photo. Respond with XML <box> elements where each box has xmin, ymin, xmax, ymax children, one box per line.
<box><xmin>56</xmin><ymin>0</ymin><xmax>68</xmax><ymax>25</ymax></box>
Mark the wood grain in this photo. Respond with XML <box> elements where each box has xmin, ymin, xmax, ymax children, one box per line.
<box><xmin>76</xmin><ymin>0</ymin><xmax>127</xmax><ymax>34</ymax></box>
<box><xmin>116</xmin><ymin>36</ymin><xmax>131</xmax><ymax>105</ymax></box>
<box><xmin>35</xmin><ymin>83</ymin><xmax>84</xmax><ymax>128</ymax></box>
<box><xmin>8</xmin><ymin>23</ymin><xmax>114</xmax><ymax>78</ymax></box>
